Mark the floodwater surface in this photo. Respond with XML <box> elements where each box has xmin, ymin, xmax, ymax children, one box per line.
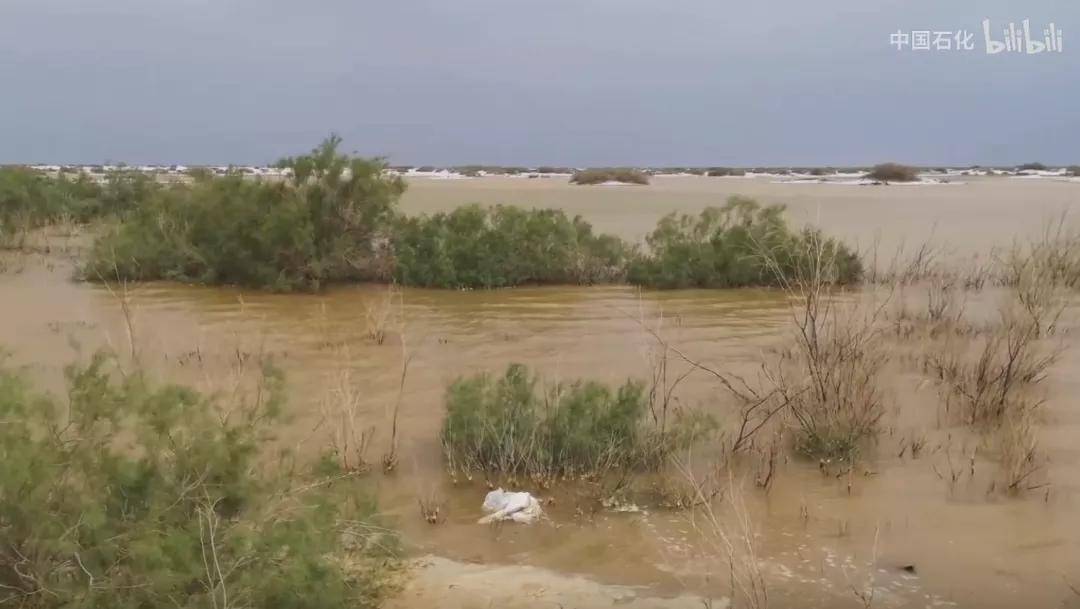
<box><xmin>403</xmin><ymin>175</ymin><xmax>1080</xmax><ymax>257</ymax></box>
<box><xmin>2</xmin><ymin>176</ymin><xmax>1079</xmax><ymax>608</ymax></box>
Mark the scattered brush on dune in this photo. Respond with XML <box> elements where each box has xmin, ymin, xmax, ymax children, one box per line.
<box><xmin>865</xmin><ymin>162</ymin><xmax>919</xmax><ymax>183</ymax></box>
<box><xmin>569</xmin><ymin>168</ymin><xmax>650</xmax><ymax>185</ymax></box>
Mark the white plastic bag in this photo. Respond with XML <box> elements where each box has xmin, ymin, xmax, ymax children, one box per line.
<box><xmin>478</xmin><ymin>488</ymin><xmax>542</xmax><ymax>524</ymax></box>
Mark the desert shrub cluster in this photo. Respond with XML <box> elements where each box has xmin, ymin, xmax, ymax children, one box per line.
<box><xmin>393</xmin><ymin>204</ymin><xmax>631</xmax><ymax>288</ymax></box>
<box><xmin>865</xmin><ymin>163</ymin><xmax>919</xmax><ymax>183</ymax></box>
<box><xmin>569</xmin><ymin>168</ymin><xmax>650</xmax><ymax>185</ymax></box>
<box><xmin>441</xmin><ymin>363</ymin><xmax>712</xmax><ymax>482</ymax></box>
<box><xmin>627</xmin><ymin>197</ymin><xmax>862</xmax><ymax>289</ymax></box>
<box><xmin>0</xmin><ymin>167</ymin><xmax>156</xmax><ymax>246</ymax></box>
<box><xmin>705</xmin><ymin>167</ymin><xmax>746</xmax><ymax>177</ymax></box>
<box><xmin>0</xmin><ymin>352</ymin><xmax>397</xmax><ymax>609</ymax></box>
<box><xmin>1</xmin><ymin>138</ymin><xmax>862</xmax><ymax>294</ymax></box>
<box><xmin>84</xmin><ymin>137</ymin><xmax>405</xmax><ymax>290</ymax></box>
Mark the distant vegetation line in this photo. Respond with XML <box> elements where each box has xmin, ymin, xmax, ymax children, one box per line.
<box><xmin>12</xmin><ymin>160</ymin><xmax>1079</xmax><ymax>183</ymax></box>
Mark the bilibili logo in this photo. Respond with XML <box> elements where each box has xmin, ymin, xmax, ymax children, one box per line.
<box><xmin>890</xmin><ymin>19</ymin><xmax>1064</xmax><ymax>54</ymax></box>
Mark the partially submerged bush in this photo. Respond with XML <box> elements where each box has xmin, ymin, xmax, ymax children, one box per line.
<box><xmin>998</xmin><ymin>401</ymin><xmax>1043</xmax><ymax>493</ymax></box>
<box><xmin>627</xmin><ymin>196</ymin><xmax>862</xmax><ymax>289</ymax></box>
<box><xmin>754</xmin><ymin>230</ymin><xmax>887</xmax><ymax>461</ymax></box>
<box><xmin>441</xmin><ymin>364</ymin><xmax>711</xmax><ymax>481</ymax></box>
<box><xmin>0</xmin><ymin>168</ymin><xmax>103</xmax><ymax>245</ymax></box>
<box><xmin>925</xmin><ymin>312</ymin><xmax>1056</xmax><ymax>426</ymax></box>
<box><xmin>393</xmin><ymin>198</ymin><xmax>861</xmax><ymax>290</ymax></box>
<box><xmin>920</xmin><ymin>294</ymin><xmax>1059</xmax><ymax>493</ymax></box>
<box><xmin>69</xmin><ymin>142</ymin><xmax>863</xmax><ymax>293</ymax></box>
<box><xmin>865</xmin><ymin>163</ymin><xmax>919</xmax><ymax>183</ymax></box>
<box><xmin>996</xmin><ymin>218</ymin><xmax>1080</xmax><ymax>338</ymax></box>
<box><xmin>85</xmin><ymin>136</ymin><xmax>405</xmax><ymax>290</ymax></box>
<box><xmin>0</xmin><ymin>353</ymin><xmax>396</xmax><ymax>608</ymax></box>
<box><xmin>0</xmin><ymin>168</ymin><xmax>157</xmax><ymax>245</ymax></box>
<box><xmin>781</xmin><ymin>310</ymin><xmax>887</xmax><ymax>461</ymax></box>
<box><xmin>392</xmin><ymin>204</ymin><xmax>632</xmax><ymax>288</ymax></box>
<box><xmin>76</xmin><ymin>171</ymin><xmax>158</xmax><ymax>221</ymax></box>
<box><xmin>569</xmin><ymin>168</ymin><xmax>650</xmax><ymax>185</ymax></box>
<box><xmin>925</xmin><ymin>230</ymin><xmax>1066</xmax><ymax>428</ymax></box>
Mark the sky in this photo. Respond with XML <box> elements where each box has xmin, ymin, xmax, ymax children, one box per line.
<box><xmin>1</xmin><ymin>0</ymin><xmax>1077</xmax><ymax>166</ymax></box>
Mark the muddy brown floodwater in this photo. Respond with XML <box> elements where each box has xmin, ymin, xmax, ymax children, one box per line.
<box><xmin>2</xmin><ymin>176</ymin><xmax>1079</xmax><ymax>608</ymax></box>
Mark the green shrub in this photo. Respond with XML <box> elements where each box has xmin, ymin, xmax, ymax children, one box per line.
<box><xmin>865</xmin><ymin>163</ymin><xmax>919</xmax><ymax>183</ymax></box>
<box><xmin>0</xmin><ymin>168</ymin><xmax>157</xmax><ymax>244</ymax></box>
<box><xmin>0</xmin><ymin>167</ymin><xmax>55</xmax><ymax>240</ymax></box>
<box><xmin>0</xmin><ymin>353</ymin><xmax>396</xmax><ymax>609</ymax></box>
<box><xmin>569</xmin><ymin>168</ymin><xmax>650</xmax><ymax>185</ymax></box>
<box><xmin>84</xmin><ymin>136</ymin><xmax>405</xmax><ymax>290</ymax></box>
<box><xmin>100</xmin><ymin>172</ymin><xmax>154</xmax><ymax>216</ymax></box>
<box><xmin>627</xmin><ymin>196</ymin><xmax>862</xmax><ymax>289</ymax></box>
<box><xmin>392</xmin><ymin>204</ymin><xmax>632</xmax><ymax>288</ymax></box>
<box><xmin>785</xmin><ymin>329</ymin><xmax>887</xmax><ymax>461</ymax></box>
<box><xmin>0</xmin><ymin>167</ymin><xmax>104</xmax><ymax>243</ymax></box>
<box><xmin>70</xmin><ymin>143</ymin><xmax>861</xmax><ymax>294</ymax></box>
<box><xmin>1066</xmin><ymin>165</ymin><xmax>1080</xmax><ymax>177</ymax></box>
<box><xmin>1017</xmin><ymin>162</ymin><xmax>1047</xmax><ymax>171</ymax></box>
<box><xmin>442</xmin><ymin>364</ymin><xmax>711</xmax><ymax>480</ymax></box>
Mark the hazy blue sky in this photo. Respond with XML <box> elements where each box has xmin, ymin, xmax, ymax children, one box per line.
<box><xmin>1</xmin><ymin>0</ymin><xmax>1077</xmax><ymax>166</ymax></box>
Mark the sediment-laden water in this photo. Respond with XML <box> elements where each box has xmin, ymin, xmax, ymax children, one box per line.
<box><xmin>3</xmin><ymin>175</ymin><xmax>1078</xmax><ymax>608</ymax></box>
